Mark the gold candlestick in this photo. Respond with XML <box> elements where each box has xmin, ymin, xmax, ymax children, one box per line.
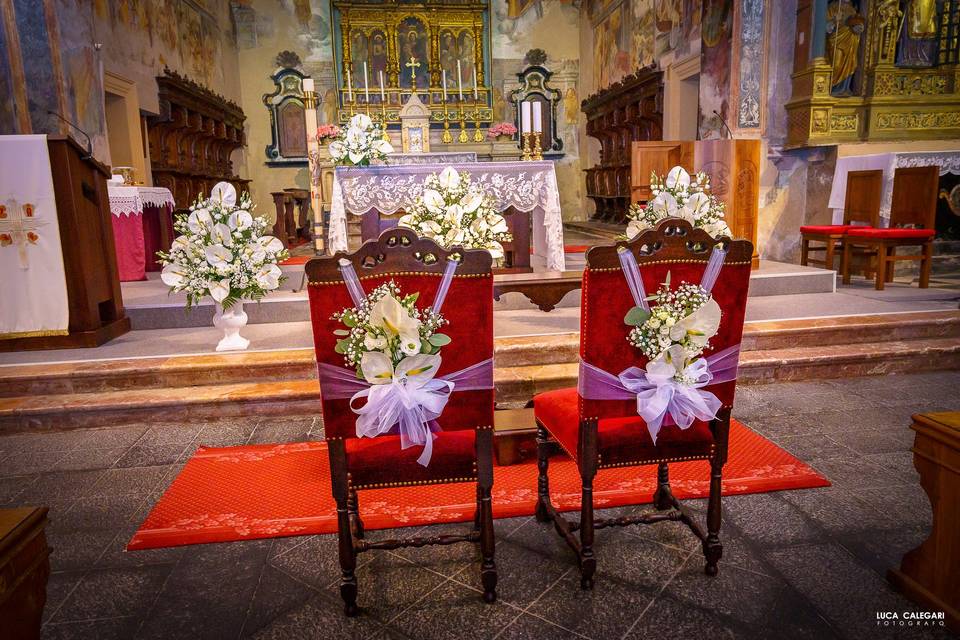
<box><xmin>441</xmin><ymin>102</ymin><xmax>453</xmax><ymax>144</ymax></box>
<box><xmin>532</xmin><ymin>132</ymin><xmax>543</xmax><ymax>161</ymax></box>
<box><xmin>380</xmin><ymin>97</ymin><xmax>390</xmax><ymax>141</ymax></box>
<box><xmin>471</xmin><ymin>104</ymin><xmax>484</xmax><ymax>143</ymax></box>
<box><xmin>521</xmin><ymin>132</ymin><xmax>532</xmax><ymax>161</ymax></box>
<box><xmin>457</xmin><ymin>105</ymin><xmax>468</xmax><ymax>143</ymax></box>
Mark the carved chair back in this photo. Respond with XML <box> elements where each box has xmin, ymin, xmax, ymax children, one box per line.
<box><xmin>843</xmin><ymin>169</ymin><xmax>883</xmax><ymax>227</ymax></box>
<box><xmin>305</xmin><ymin>228</ymin><xmax>495</xmax><ymax>441</ymax></box>
<box><xmin>579</xmin><ymin>219</ymin><xmax>754</xmax><ymax>422</ymax></box>
<box><xmin>890</xmin><ymin>166</ymin><xmax>939</xmax><ymax>230</ymax></box>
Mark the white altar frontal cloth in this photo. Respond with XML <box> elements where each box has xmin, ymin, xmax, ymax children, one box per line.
<box><xmin>0</xmin><ymin>135</ymin><xmax>69</xmax><ymax>339</ymax></box>
<box><xmin>329</xmin><ymin>160</ymin><xmax>565</xmax><ymax>271</ymax></box>
<box><xmin>108</xmin><ymin>186</ymin><xmax>176</xmax><ymax>217</ymax></box>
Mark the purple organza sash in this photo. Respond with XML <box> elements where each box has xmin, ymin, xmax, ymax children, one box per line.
<box><xmin>317</xmin><ymin>357</ymin><xmax>492</xmax><ymax>466</ymax></box>
<box><xmin>577</xmin><ymin>344</ymin><xmax>740</xmax><ymax>444</ymax></box>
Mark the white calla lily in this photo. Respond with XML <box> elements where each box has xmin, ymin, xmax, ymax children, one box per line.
<box><xmin>204</xmin><ymin>244</ymin><xmax>233</xmax><ymax>268</ymax></box>
<box><xmin>398</xmin><ymin>214</ymin><xmax>416</xmax><ymax>228</ymax></box>
<box><xmin>372</xmin><ymin>139</ymin><xmax>394</xmax><ymax>155</ymax></box>
<box><xmin>670</xmin><ymin>297</ymin><xmax>721</xmax><ymax>348</ymax></box>
<box><xmin>664</xmin><ymin>166</ymin><xmax>691</xmax><ymax>190</ymax></box>
<box><xmin>487</xmin><ymin>241</ymin><xmax>504</xmax><ymax>259</ymax></box>
<box><xmin>211</xmin><ymin>223</ymin><xmax>234</xmax><ymax>247</ymax></box>
<box><xmin>422</xmin><ymin>189</ymin><xmax>445</xmax><ymax>214</ymax></box>
<box><xmin>684</xmin><ymin>192</ymin><xmax>710</xmax><ymax>218</ymax></box>
<box><xmin>626</xmin><ymin>219</ymin><xmax>645</xmax><ymax>239</ymax></box>
<box><xmin>438</xmin><ymin>166</ymin><xmax>461</xmax><ymax>190</ymax></box>
<box><xmin>460</xmin><ymin>191</ymin><xmax>483</xmax><ymax>213</ymax></box>
<box><xmin>369</xmin><ymin>293</ymin><xmax>422</xmax><ymax>349</ymax></box>
<box><xmin>187</xmin><ymin>208</ymin><xmax>213</xmax><ymax>233</ymax></box>
<box><xmin>255</xmin><ymin>264</ymin><xmax>282</xmax><ymax>289</ymax></box>
<box><xmin>228</xmin><ymin>210</ymin><xmax>253</xmax><ymax>230</ymax></box>
<box><xmin>210</xmin><ymin>182</ymin><xmax>237</xmax><ymax>207</ymax></box>
<box><xmin>348</xmin><ymin>150</ymin><xmax>365</xmax><ymax>165</ymax></box>
<box><xmin>160</xmin><ymin>263</ymin><xmax>188</xmax><ymax>287</ymax></box>
<box><xmin>208</xmin><ymin>277</ymin><xmax>232</xmax><ymax>303</ymax></box>
<box><xmin>486</xmin><ymin>214</ymin><xmax>509</xmax><ymax>234</ymax></box>
<box><xmin>647</xmin><ymin>344</ymin><xmax>691</xmax><ymax>379</ymax></box>
<box><xmin>419</xmin><ymin>220</ymin><xmax>443</xmax><ymax>235</ymax></box>
<box><xmin>257</xmin><ymin>236</ymin><xmax>284</xmax><ymax>254</ymax></box>
<box><xmin>363</xmin><ymin>332</ymin><xmax>387</xmax><ymax>350</ymax></box>
<box><xmin>328</xmin><ymin>140</ymin><xmax>345</xmax><ymax>159</ymax></box>
<box><xmin>444</xmin><ymin>227</ymin><xmax>465</xmax><ymax>246</ymax></box>
<box><xmin>350</xmin><ymin>113</ymin><xmax>372</xmax><ymax>130</ymax></box>
<box><xmin>444</xmin><ymin>204</ymin><xmax>463</xmax><ymax>224</ymax></box>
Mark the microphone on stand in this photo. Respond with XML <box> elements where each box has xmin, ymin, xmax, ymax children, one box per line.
<box><xmin>713</xmin><ymin>110</ymin><xmax>734</xmax><ymax>139</ymax></box>
<box><xmin>46</xmin><ymin>110</ymin><xmax>93</xmax><ymax>159</ymax></box>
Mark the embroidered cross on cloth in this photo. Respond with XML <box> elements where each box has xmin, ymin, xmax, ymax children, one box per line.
<box><xmin>0</xmin><ymin>200</ymin><xmax>48</xmax><ymax>269</ymax></box>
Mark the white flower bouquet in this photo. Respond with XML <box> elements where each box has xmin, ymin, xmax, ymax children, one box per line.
<box><xmin>399</xmin><ymin>167</ymin><xmax>512</xmax><ymax>260</ymax></box>
<box><xmin>626</xmin><ymin>166</ymin><xmax>731</xmax><ymax>240</ymax></box>
<box><xmin>624</xmin><ymin>273</ymin><xmax>722</xmax><ymax>385</ymax></box>
<box><xmin>157</xmin><ymin>183</ymin><xmax>288</xmax><ymax>310</ymax></box>
<box><xmin>328</xmin><ymin>113</ymin><xmax>394</xmax><ymax>166</ymax></box>
<box><xmin>333</xmin><ymin>281</ymin><xmax>449</xmax><ymax>379</ymax></box>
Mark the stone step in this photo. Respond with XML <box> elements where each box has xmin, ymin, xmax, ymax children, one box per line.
<box><xmin>4</xmin><ymin>335</ymin><xmax>957</xmax><ymax>432</ymax></box>
<box><xmin>2</xmin><ymin>311</ymin><xmax>957</xmax><ymax>398</ymax></box>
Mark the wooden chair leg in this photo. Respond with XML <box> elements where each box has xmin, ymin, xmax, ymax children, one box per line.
<box><xmin>329</xmin><ymin>443</ymin><xmax>358</xmax><ymax>616</ymax></box>
<box><xmin>476</xmin><ymin>428</ymin><xmax>497</xmax><ymax>603</ymax></box>
<box><xmin>875</xmin><ymin>244</ymin><xmax>887</xmax><ymax>290</ymax></box>
<box><xmin>920</xmin><ymin>241</ymin><xmax>933</xmax><ymax>288</ymax></box>
<box><xmin>535</xmin><ymin>422</ymin><xmax>552</xmax><ymax>523</ymax></box>
<box><xmin>703</xmin><ymin>456</ymin><xmax>724</xmax><ymax>576</ymax></box>
<box><xmin>886</xmin><ymin>246</ymin><xmax>896</xmax><ymax>282</ymax></box>
<box><xmin>578</xmin><ymin>419</ymin><xmax>598</xmax><ymax>590</ymax></box>
<box><xmin>824</xmin><ymin>239</ymin><xmax>835</xmax><ymax>271</ymax></box>
<box><xmin>347</xmin><ymin>488</ymin><xmax>364</xmax><ymax>539</ymax></box>
<box><xmin>842</xmin><ymin>241</ymin><xmax>853</xmax><ymax>284</ymax></box>
<box><xmin>653</xmin><ymin>462</ymin><xmax>673</xmax><ymax>510</ymax></box>
<box><xmin>800</xmin><ymin>237</ymin><xmax>809</xmax><ymax>266</ymax></box>
<box><xmin>473</xmin><ymin>484</ymin><xmax>481</xmax><ymax>531</ymax></box>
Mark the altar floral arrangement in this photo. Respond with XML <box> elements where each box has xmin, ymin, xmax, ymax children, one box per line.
<box><xmin>327</xmin><ymin>114</ymin><xmax>393</xmax><ymax>166</ymax></box>
<box><xmin>624</xmin><ymin>273</ymin><xmax>722</xmax><ymax>385</ymax></box>
<box><xmin>333</xmin><ymin>281</ymin><xmax>449</xmax><ymax>381</ymax></box>
<box><xmin>157</xmin><ymin>184</ymin><xmax>288</xmax><ymax>310</ymax></box>
<box><xmin>398</xmin><ymin>167</ymin><xmax>512</xmax><ymax>260</ymax></box>
<box><xmin>487</xmin><ymin>122</ymin><xmax>518</xmax><ymax>140</ymax></box>
<box><xmin>316</xmin><ymin>124</ymin><xmax>340</xmax><ymax>142</ymax></box>
<box><xmin>625</xmin><ymin>166</ymin><xmax>731</xmax><ymax>240</ymax></box>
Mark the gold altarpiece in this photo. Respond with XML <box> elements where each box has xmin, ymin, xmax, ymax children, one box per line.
<box><xmin>786</xmin><ymin>0</ymin><xmax>960</xmax><ymax>148</ymax></box>
<box><xmin>331</xmin><ymin>0</ymin><xmax>493</xmax><ymax>128</ymax></box>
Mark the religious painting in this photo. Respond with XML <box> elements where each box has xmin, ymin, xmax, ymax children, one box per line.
<box><xmin>351</xmin><ymin>29</ymin><xmax>369</xmax><ymax>76</ymax></box>
<box><xmin>440</xmin><ymin>28</ymin><xmax>458</xmax><ymax>78</ymax></box>
<box><xmin>458</xmin><ymin>31</ymin><xmax>476</xmax><ymax>87</ymax></box>
<box><xmin>507</xmin><ymin>0</ymin><xmax>539</xmax><ymax>19</ymax></box>
<box><xmin>593</xmin><ymin>3</ymin><xmax>630</xmax><ymax>91</ymax></box>
<box><xmin>398</xmin><ymin>16</ymin><xmax>429</xmax><ymax>89</ymax></box>
<box><xmin>698</xmin><ymin>0</ymin><xmax>733</xmax><ymax>139</ymax></box>
<box><xmin>56</xmin><ymin>0</ymin><xmax>106</xmax><ymax>142</ymax></box>
<box><xmin>631</xmin><ymin>0</ymin><xmax>655</xmax><ymax>67</ymax></box>
<box><xmin>897</xmin><ymin>0</ymin><xmax>941</xmax><ymax>67</ymax></box>
<box><xmin>370</xmin><ymin>30</ymin><xmax>388</xmax><ymax>83</ymax></box>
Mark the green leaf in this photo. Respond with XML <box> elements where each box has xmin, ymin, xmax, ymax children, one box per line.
<box><xmin>664</xmin><ymin>271</ymin><xmax>672</xmax><ymax>288</ymax></box>
<box><xmin>334</xmin><ymin>339</ymin><xmax>349</xmax><ymax>354</ymax></box>
<box><xmin>404</xmin><ymin>292</ymin><xmax>420</xmax><ymax>304</ymax></box>
<box><xmin>624</xmin><ymin>306</ymin><xmax>650</xmax><ymax>326</ymax></box>
<box><xmin>342</xmin><ymin>313</ymin><xmax>357</xmax><ymax>328</ymax></box>
<box><xmin>420</xmin><ymin>340</ymin><xmax>433</xmax><ymax>354</ymax></box>
<box><xmin>428</xmin><ymin>333</ymin><xmax>451</xmax><ymax>347</ymax></box>
<box><xmin>333</xmin><ymin>329</ymin><xmax>350</xmax><ymax>336</ymax></box>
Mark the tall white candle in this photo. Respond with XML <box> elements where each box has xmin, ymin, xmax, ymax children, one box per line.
<box><xmin>302</xmin><ymin>78</ymin><xmax>314</xmax><ymax>93</ymax></box>
<box><xmin>363</xmin><ymin>62</ymin><xmax>369</xmax><ymax>101</ymax></box>
<box><xmin>379</xmin><ymin>70</ymin><xmax>385</xmax><ymax>100</ymax></box>
<box><xmin>472</xmin><ymin>68</ymin><xmax>478</xmax><ymax>100</ymax></box>
<box><xmin>346</xmin><ymin>68</ymin><xmax>352</xmax><ymax>102</ymax></box>
<box><xmin>456</xmin><ymin>60</ymin><xmax>463</xmax><ymax>100</ymax></box>
<box><xmin>532</xmin><ymin>101</ymin><xmax>542</xmax><ymax>133</ymax></box>
<box><xmin>521</xmin><ymin>101</ymin><xmax>531</xmax><ymax>134</ymax></box>
<box><xmin>442</xmin><ymin>70</ymin><xmax>448</xmax><ymax>102</ymax></box>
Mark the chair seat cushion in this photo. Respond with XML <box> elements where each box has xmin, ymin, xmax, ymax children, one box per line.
<box><xmin>846</xmin><ymin>227</ymin><xmax>935</xmax><ymax>239</ymax></box>
<box><xmin>346</xmin><ymin>429</ymin><xmax>477</xmax><ymax>489</ymax></box>
<box><xmin>533</xmin><ymin>387</ymin><xmax>716</xmax><ymax>468</ymax></box>
<box><xmin>799</xmin><ymin>224</ymin><xmax>861</xmax><ymax>235</ymax></box>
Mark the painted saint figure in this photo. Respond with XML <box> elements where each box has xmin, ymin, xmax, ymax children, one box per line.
<box><xmin>897</xmin><ymin>0</ymin><xmax>941</xmax><ymax>67</ymax></box>
<box><xmin>826</xmin><ymin>0</ymin><xmax>865</xmax><ymax>96</ymax></box>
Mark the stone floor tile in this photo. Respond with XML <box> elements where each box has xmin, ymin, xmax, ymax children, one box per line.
<box><xmin>72</xmin><ymin>425</ymin><xmax>149</xmax><ymax>450</ymax></box>
<box><xmin>43</xmin><ymin>570</ymin><xmax>85</xmax><ymax>624</ymax></box>
<box><xmin>248</xmin><ymin>416</ymin><xmax>315</xmax><ymax>444</ymax></box>
<box><xmin>0</xmin><ymin>449</ymin><xmax>70</xmax><ymax>477</ymax></box>
<box><xmin>776</xmin><ymin>433</ymin><xmax>857</xmax><ymax>461</ymax></box>
<box><xmin>248</xmin><ymin>595</ymin><xmax>387</xmax><ymax>640</ymax></box>
<box><xmin>269</xmin><ymin>534</ymin><xmax>373</xmax><ymax>592</ymax></box>
<box><xmin>195</xmin><ymin>419</ymin><xmax>260</xmax><ymax>447</ymax></box>
<box><xmin>51</xmin><ymin>446</ymin><xmax>134</xmax><ymax>472</ymax></box>
<box><xmin>389</xmin><ymin>521</ymin><xmax>478</xmax><ymax>578</ymax></box>
<box><xmin>390</xmin><ymin>580</ymin><xmax>521</xmax><ymax>640</ymax></box>
<box><xmin>135</xmin><ymin>422</ymin><xmax>203</xmax><ymax>447</ymax></box>
<box><xmin>89</xmin><ymin>465</ymin><xmax>174</xmax><ymax>497</ymax></box>
<box><xmin>778</xmin><ymin>486</ymin><xmax>900</xmax><ymax>535</ymax></box>
<box><xmin>826</xmin><ymin>428</ymin><xmax>910</xmax><ymax>456</ymax></box>
<box><xmin>46</xmin><ymin>526</ymin><xmax>119</xmax><ymax>573</ymax></box>
<box><xmin>494</xmin><ymin>613</ymin><xmax>588</xmax><ymax>640</ymax></box>
<box><xmin>113</xmin><ymin>443</ymin><xmax>190</xmax><ymax>469</ymax></box>
<box><xmin>49</xmin><ymin>564</ymin><xmax>172</xmax><ymax>623</ymax></box>
<box><xmin>237</xmin><ymin>564</ymin><xmax>322</xmax><ymax>638</ymax></box>
<box><xmin>42</xmin><ymin>616</ymin><xmax>139</xmax><ymax>640</ymax></box>
<box><xmin>96</xmin><ymin>525</ymin><xmax>191</xmax><ymax>570</ymax></box>
<box><xmin>17</xmin><ymin>469</ymin><xmax>107</xmax><ymax>504</ymax></box>
<box><xmin>0</xmin><ymin>473</ymin><xmax>34</xmax><ymax>504</ymax></box>
<box><xmin>721</xmin><ymin>493</ymin><xmax>822</xmax><ymax>548</ymax></box>
<box><xmin>805</xmin><ymin>455</ymin><xmax>902</xmax><ymax>490</ymax></box>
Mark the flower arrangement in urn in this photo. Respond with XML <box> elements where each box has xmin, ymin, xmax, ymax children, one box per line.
<box><xmin>157</xmin><ymin>182</ymin><xmax>288</xmax><ymax>351</ymax></box>
<box><xmin>399</xmin><ymin>167</ymin><xmax>512</xmax><ymax>261</ymax></box>
<box><xmin>625</xmin><ymin>166</ymin><xmax>731</xmax><ymax>240</ymax></box>
<box><xmin>328</xmin><ymin>114</ymin><xmax>393</xmax><ymax>166</ymax></box>
<box><xmin>487</xmin><ymin>122</ymin><xmax>518</xmax><ymax>141</ymax></box>
<box><xmin>316</xmin><ymin>124</ymin><xmax>340</xmax><ymax>143</ymax></box>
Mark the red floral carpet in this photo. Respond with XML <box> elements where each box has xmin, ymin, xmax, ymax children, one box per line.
<box><xmin>128</xmin><ymin>419</ymin><xmax>829</xmax><ymax>550</ymax></box>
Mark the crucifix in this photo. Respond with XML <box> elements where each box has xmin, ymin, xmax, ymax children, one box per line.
<box><xmin>405</xmin><ymin>56</ymin><xmax>421</xmax><ymax>82</ymax></box>
<box><xmin>0</xmin><ymin>200</ymin><xmax>48</xmax><ymax>270</ymax></box>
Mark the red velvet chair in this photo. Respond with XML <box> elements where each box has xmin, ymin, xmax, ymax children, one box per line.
<box><xmin>533</xmin><ymin>219</ymin><xmax>753</xmax><ymax>588</ymax></box>
<box><xmin>305</xmin><ymin>228</ymin><xmax>497</xmax><ymax>615</ymax></box>
<box><xmin>842</xmin><ymin>166</ymin><xmax>939</xmax><ymax>290</ymax></box>
<box><xmin>800</xmin><ymin>169</ymin><xmax>882</xmax><ymax>272</ymax></box>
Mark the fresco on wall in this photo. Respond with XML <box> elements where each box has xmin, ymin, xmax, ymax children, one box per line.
<box><xmin>0</xmin><ymin>19</ymin><xmax>15</xmax><ymax>133</ymax></box>
<box><xmin>698</xmin><ymin>0</ymin><xmax>732</xmax><ymax>139</ymax></box>
<box><xmin>492</xmin><ymin>0</ymin><xmax>579</xmax><ymax>59</ymax></box>
<box><xmin>55</xmin><ymin>0</ymin><xmax>107</xmax><ymax>150</ymax></box>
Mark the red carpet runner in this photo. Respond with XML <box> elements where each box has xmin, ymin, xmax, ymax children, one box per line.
<box><xmin>128</xmin><ymin>419</ymin><xmax>829</xmax><ymax>550</ymax></box>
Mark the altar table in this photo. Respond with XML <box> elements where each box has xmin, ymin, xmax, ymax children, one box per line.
<box><xmin>828</xmin><ymin>151</ymin><xmax>960</xmax><ymax>225</ymax></box>
<box><xmin>108</xmin><ymin>186</ymin><xmax>175</xmax><ymax>281</ymax></box>
<box><xmin>329</xmin><ymin>160</ymin><xmax>565</xmax><ymax>271</ymax></box>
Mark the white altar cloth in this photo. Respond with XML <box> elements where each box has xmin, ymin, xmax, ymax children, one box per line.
<box><xmin>0</xmin><ymin>135</ymin><xmax>69</xmax><ymax>339</ymax></box>
<box><xmin>828</xmin><ymin>151</ymin><xmax>960</xmax><ymax>225</ymax></box>
<box><xmin>329</xmin><ymin>160</ymin><xmax>565</xmax><ymax>271</ymax></box>
<box><xmin>107</xmin><ymin>186</ymin><xmax>175</xmax><ymax>217</ymax></box>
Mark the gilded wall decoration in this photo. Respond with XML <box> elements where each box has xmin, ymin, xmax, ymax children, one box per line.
<box><xmin>875</xmin><ymin>110</ymin><xmax>960</xmax><ymax>129</ymax></box>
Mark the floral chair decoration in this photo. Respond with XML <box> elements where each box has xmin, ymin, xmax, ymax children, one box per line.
<box><xmin>305</xmin><ymin>228</ymin><xmax>497</xmax><ymax>615</ymax></box>
<box><xmin>533</xmin><ymin>218</ymin><xmax>753</xmax><ymax>588</ymax></box>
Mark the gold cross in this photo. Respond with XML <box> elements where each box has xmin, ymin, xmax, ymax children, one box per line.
<box><xmin>0</xmin><ymin>200</ymin><xmax>48</xmax><ymax>270</ymax></box>
<box><xmin>405</xmin><ymin>56</ymin><xmax>421</xmax><ymax>81</ymax></box>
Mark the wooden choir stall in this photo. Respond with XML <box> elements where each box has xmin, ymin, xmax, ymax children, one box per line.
<box><xmin>631</xmin><ymin>139</ymin><xmax>761</xmax><ymax>268</ymax></box>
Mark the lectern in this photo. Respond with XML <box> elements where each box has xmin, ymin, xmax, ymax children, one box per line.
<box><xmin>0</xmin><ymin>136</ymin><xmax>130</xmax><ymax>351</ymax></box>
<box><xmin>631</xmin><ymin>139</ymin><xmax>760</xmax><ymax>268</ymax></box>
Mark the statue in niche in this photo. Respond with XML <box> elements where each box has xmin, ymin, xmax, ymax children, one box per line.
<box><xmin>897</xmin><ymin>0</ymin><xmax>941</xmax><ymax>67</ymax></box>
<box><xmin>826</xmin><ymin>0</ymin><xmax>865</xmax><ymax>96</ymax></box>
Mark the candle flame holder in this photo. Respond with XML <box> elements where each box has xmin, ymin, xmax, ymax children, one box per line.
<box><xmin>521</xmin><ymin>132</ymin><xmax>533</xmax><ymax>161</ymax></box>
<box><xmin>532</xmin><ymin>132</ymin><xmax>543</xmax><ymax>161</ymax></box>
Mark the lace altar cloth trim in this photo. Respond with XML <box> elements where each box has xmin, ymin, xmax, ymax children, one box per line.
<box><xmin>329</xmin><ymin>160</ymin><xmax>565</xmax><ymax>271</ymax></box>
<box><xmin>389</xmin><ymin>152</ymin><xmax>478</xmax><ymax>165</ymax></box>
<box><xmin>108</xmin><ymin>186</ymin><xmax>176</xmax><ymax>218</ymax></box>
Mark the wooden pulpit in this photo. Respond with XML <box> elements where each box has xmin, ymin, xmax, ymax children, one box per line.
<box><xmin>631</xmin><ymin>139</ymin><xmax>761</xmax><ymax>268</ymax></box>
<box><xmin>0</xmin><ymin>136</ymin><xmax>130</xmax><ymax>351</ymax></box>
